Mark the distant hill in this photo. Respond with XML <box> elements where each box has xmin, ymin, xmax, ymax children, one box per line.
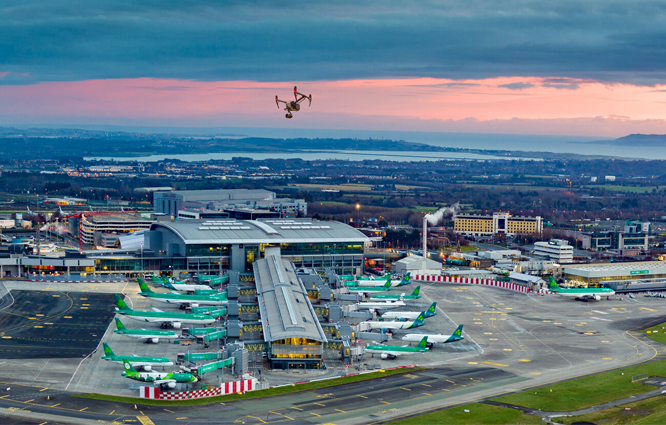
<box><xmin>591</xmin><ymin>133</ymin><xmax>666</xmax><ymax>146</ymax></box>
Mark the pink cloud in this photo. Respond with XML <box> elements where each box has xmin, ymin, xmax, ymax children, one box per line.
<box><xmin>0</xmin><ymin>77</ymin><xmax>665</xmax><ymax>137</ymax></box>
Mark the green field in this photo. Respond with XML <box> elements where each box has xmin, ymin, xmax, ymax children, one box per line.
<box><xmin>442</xmin><ymin>245</ymin><xmax>478</xmax><ymax>252</ymax></box>
<box><xmin>642</xmin><ymin>321</ymin><xmax>666</xmax><ymax>345</ymax></box>
<box><xmin>391</xmin><ymin>403</ymin><xmax>541</xmax><ymax>425</ymax></box>
<box><xmin>491</xmin><ymin>360</ymin><xmax>666</xmax><ymax>411</ymax></box>
<box><xmin>583</xmin><ymin>185</ymin><xmax>660</xmax><ymax>193</ymax></box>
<box><xmin>560</xmin><ymin>395</ymin><xmax>666</xmax><ymax>425</ymax></box>
<box><xmin>76</xmin><ymin>368</ymin><xmax>418</xmax><ymax>407</ymax></box>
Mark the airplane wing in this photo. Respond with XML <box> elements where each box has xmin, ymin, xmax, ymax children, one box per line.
<box><xmin>151</xmin><ymin>306</ymin><xmax>164</xmax><ymax>312</ymax></box>
<box><xmin>154</xmin><ymin>379</ymin><xmax>176</xmax><ymax>385</ymax></box>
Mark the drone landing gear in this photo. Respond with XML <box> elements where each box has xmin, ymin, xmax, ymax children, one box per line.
<box><xmin>285</xmin><ymin>113</ymin><xmax>293</xmax><ymax>119</ymax></box>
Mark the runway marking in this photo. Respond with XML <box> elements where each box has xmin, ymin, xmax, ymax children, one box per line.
<box><xmin>505</xmin><ymin>307</ymin><xmax>512</xmax><ymax>310</ymax></box>
<box><xmin>310</xmin><ymin>412</ymin><xmax>321</xmax><ymax>417</ymax></box>
<box><xmin>380</xmin><ymin>401</ymin><xmax>391</xmax><ymax>404</ymax></box>
<box><xmin>475</xmin><ymin>313</ymin><xmax>482</xmax><ymax>315</ymax></box>
<box><xmin>270</xmin><ymin>411</ymin><xmax>281</xmax><ymax>415</ymax></box>
<box><xmin>592</xmin><ymin>317</ymin><xmax>611</xmax><ymax>322</ymax></box>
<box><xmin>602</xmin><ymin>340</ymin><xmax>610</xmax><ymax>343</ymax></box>
<box><xmin>110</xmin><ymin>410</ymin><xmax>115</xmax><ymax>414</ymax></box>
<box><xmin>554</xmin><ymin>322</ymin><xmax>562</xmax><ymax>325</ymax></box>
<box><xmin>247</xmin><ymin>416</ymin><xmax>265</xmax><ymax>423</ymax></box>
<box><xmin>543</xmin><ymin>320</ymin><xmax>551</xmax><ymax>323</ymax></box>
<box><xmin>335</xmin><ymin>409</ymin><xmax>346</xmax><ymax>413</ymax></box>
<box><xmin>39</xmin><ymin>388</ymin><xmax>48</xmax><ymax>392</ymax></box>
<box><xmin>422</xmin><ymin>392</ymin><xmax>432</xmax><ymax>396</ymax></box>
<box><xmin>400</xmin><ymin>387</ymin><xmax>411</xmax><ymax>391</ymax></box>
<box><xmin>33</xmin><ymin>326</ymin><xmax>43</xmax><ymax>328</ymax></box>
<box><xmin>25</xmin><ymin>399</ymin><xmax>34</xmax><ymax>403</ymax></box>
<box><xmin>52</xmin><ymin>295</ymin><xmax>59</xmax><ymax>297</ymax></box>
<box><xmin>490</xmin><ymin>338</ymin><xmax>498</xmax><ymax>341</ymax></box>
<box><xmin>35</xmin><ymin>314</ymin><xmax>44</xmax><ymax>317</ymax></box>
<box><xmin>531</xmin><ymin>372</ymin><xmax>541</xmax><ymax>375</ymax></box>
<box><xmin>137</xmin><ymin>416</ymin><xmax>155</xmax><ymax>425</ymax></box>
<box><xmin>446</xmin><ymin>380</ymin><xmax>455</xmax><ymax>384</ymax></box>
<box><xmin>641</xmin><ymin>307</ymin><xmax>657</xmax><ymax>312</ymax></box>
<box><xmin>51</xmin><ymin>403</ymin><xmax>60</xmax><ymax>407</ymax></box>
<box><xmin>421</xmin><ymin>383</ymin><xmax>431</xmax><ymax>387</ymax></box>
<box><xmin>468</xmin><ymin>362</ymin><xmax>478</xmax><ymax>364</ymax></box>
<box><xmin>584</xmin><ymin>332</ymin><xmax>594</xmax><ymax>335</ymax></box>
<box><xmin>28</xmin><ymin>317</ymin><xmax>36</xmax><ymax>320</ymax></box>
<box><xmin>519</xmin><ymin>359</ymin><xmax>531</xmax><ymax>362</ymax></box>
<box><xmin>284</xmin><ymin>415</ymin><xmax>294</xmax><ymax>420</ymax></box>
<box><xmin>63</xmin><ymin>316</ymin><xmax>72</xmax><ymax>319</ymax></box>
<box><xmin>291</xmin><ymin>407</ymin><xmax>303</xmax><ymax>411</ymax></box>
<box><xmin>503</xmin><ymin>348</ymin><xmax>513</xmax><ymax>351</ymax></box>
<box><xmin>358</xmin><ymin>395</ymin><xmax>367</xmax><ymax>398</ymax></box>
<box><xmin>1</xmin><ymin>337</ymin><xmax>11</xmax><ymax>339</ymax></box>
<box><xmin>484</xmin><ymin>332</ymin><xmax>493</xmax><ymax>335</ymax></box>
<box><xmin>489</xmin><ymin>318</ymin><xmax>496</xmax><ymax>320</ymax></box>
<box><xmin>579</xmin><ymin>322</ymin><xmax>588</xmax><ymax>324</ymax></box>
<box><xmin>314</xmin><ymin>402</ymin><xmax>326</xmax><ymax>406</ymax></box>
<box><xmin>79</xmin><ymin>407</ymin><xmax>88</xmax><ymax>411</ymax></box>
<box><xmin>482</xmin><ymin>361</ymin><xmax>509</xmax><ymax>367</ymax></box>
<box><xmin>592</xmin><ymin>310</ymin><xmax>608</xmax><ymax>315</ymax></box>
<box><xmin>0</xmin><ymin>395</ymin><xmax>9</xmax><ymax>399</ymax></box>
<box><xmin>603</xmin><ymin>357</ymin><xmax>613</xmax><ymax>360</ymax></box>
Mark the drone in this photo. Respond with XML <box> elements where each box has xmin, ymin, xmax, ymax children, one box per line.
<box><xmin>275</xmin><ymin>86</ymin><xmax>312</xmax><ymax>119</ymax></box>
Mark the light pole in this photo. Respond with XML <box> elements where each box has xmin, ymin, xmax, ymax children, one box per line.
<box><xmin>356</xmin><ymin>204</ymin><xmax>360</xmax><ymax>227</ymax></box>
<box><xmin>140</xmin><ymin>241</ymin><xmax>143</xmax><ymax>276</ymax></box>
<box><xmin>219</xmin><ymin>245</ymin><xmax>223</xmax><ymax>276</ymax></box>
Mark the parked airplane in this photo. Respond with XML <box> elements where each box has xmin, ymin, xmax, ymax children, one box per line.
<box><xmin>356</xmin><ymin>299</ymin><xmax>406</xmax><ymax>310</ymax></box>
<box><xmin>402</xmin><ymin>324</ymin><xmax>465</xmax><ymax>347</ymax></box>
<box><xmin>114</xmin><ymin>294</ymin><xmax>216</xmax><ymax>328</ymax></box>
<box><xmin>380</xmin><ymin>302</ymin><xmax>437</xmax><ymax>321</ymax></box>
<box><xmin>113</xmin><ymin>317</ymin><xmax>178</xmax><ymax>343</ymax></box>
<box><xmin>347</xmin><ymin>273</ymin><xmax>412</xmax><ymax>288</ymax></box>
<box><xmin>362</xmin><ymin>312</ymin><xmax>426</xmax><ymax>331</ymax></box>
<box><xmin>121</xmin><ymin>360</ymin><xmax>196</xmax><ymax>388</ymax></box>
<box><xmin>548</xmin><ymin>277</ymin><xmax>615</xmax><ymax>301</ymax></box>
<box><xmin>370</xmin><ymin>286</ymin><xmax>421</xmax><ymax>300</ymax></box>
<box><xmin>137</xmin><ymin>279</ymin><xmax>227</xmax><ymax>307</ymax></box>
<box><xmin>154</xmin><ymin>276</ymin><xmax>212</xmax><ymax>292</ymax></box>
<box><xmin>365</xmin><ymin>336</ymin><xmax>429</xmax><ymax>359</ymax></box>
<box><xmin>348</xmin><ymin>280</ymin><xmax>393</xmax><ymax>294</ymax></box>
<box><xmin>101</xmin><ymin>343</ymin><xmax>173</xmax><ymax>370</ymax></box>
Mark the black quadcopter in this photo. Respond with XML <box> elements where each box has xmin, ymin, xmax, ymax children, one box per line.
<box><xmin>275</xmin><ymin>86</ymin><xmax>312</xmax><ymax>119</ymax></box>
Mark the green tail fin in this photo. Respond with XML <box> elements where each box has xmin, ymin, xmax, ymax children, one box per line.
<box><xmin>446</xmin><ymin>325</ymin><xmax>464</xmax><ymax>343</ymax></box>
<box><xmin>425</xmin><ymin>302</ymin><xmax>437</xmax><ymax>317</ymax></box>
<box><xmin>114</xmin><ymin>317</ymin><xmax>126</xmax><ymax>330</ymax></box>
<box><xmin>549</xmin><ymin>276</ymin><xmax>561</xmax><ymax>290</ymax></box>
<box><xmin>411</xmin><ymin>312</ymin><xmax>426</xmax><ymax>328</ymax></box>
<box><xmin>383</xmin><ymin>279</ymin><xmax>391</xmax><ymax>288</ymax></box>
<box><xmin>411</xmin><ymin>286</ymin><xmax>421</xmax><ymax>296</ymax></box>
<box><xmin>417</xmin><ymin>336</ymin><xmax>429</xmax><ymax>349</ymax></box>
<box><xmin>122</xmin><ymin>359</ymin><xmax>138</xmax><ymax>374</ymax></box>
<box><xmin>103</xmin><ymin>342</ymin><xmax>115</xmax><ymax>357</ymax></box>
<box><xmin>114</xmin><ymin>294</ymin><xmax>130</xmax><ymax>310</ymax></box>
<box><xmin>137</xmin><ymin>278</ymin><xmax>153</xmax><ymax>293</ymax></box>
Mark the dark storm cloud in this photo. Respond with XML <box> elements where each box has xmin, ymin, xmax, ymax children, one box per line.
<box><xmin>2</xmin><ymin>0</ymin><xmax>666</xmax><ymax>85</ymax></box>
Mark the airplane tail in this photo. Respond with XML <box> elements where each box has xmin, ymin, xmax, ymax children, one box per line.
<box><xmin>114</xmin><ymin>294</ymin><xmax>131</xmax><ymax>311</ymax></box>
<box><xmin>122</xmin><ymin>359</ymin><xmax>138</xmax><ymax>374</ymax></box>
<box><xmin>416</xmin><ymin>336</ymin><xmax>429</xmax><ymax>350</ymax></box>
<box><xmin>398</xmin><ymin>273</ymin><xmax>411</xmax><ymax>286</ymax></box>
<box><xmin>548</xmin><ymin>276</ymin><xmax>562</xmax><ymax>291</ymax></box>
<box><xmin>383</xmin><ymin>279</ymin><xmax>391</xmax><ymax>289</ymax></box>
<box><xmin>411</xmin><ymin>312</ymin><xmax>426</xmax><ymax>328</ymax></box>
<box><xmin>102</xmin><ymin>342</ymin><xmax>116</xmax><ymax>357</ymax></box>
<box><xmin>114</xmin><ymin>317</ymin><xmax>127</xmax><ymax>330</ymax></box>
<box><xmin>445</xmin><ymin>325</ymin><xmax>465</xmax><ymax>343</ymax></box>
<box><xmin>399</xmin><ymin>293</ymin><xmax>406</xmax><ymax>301</ymax></box>
<box><xmin>137</xmin><ymin>278</ymin><xmax>154</xmax><ymax>294</ymax></box>
<box><xmin>411</xmin><ymin>286</ymin><xmax>421</xmax><ymax>297</ymax></box>
<box><xmin>425</xmin><ymin>302</ymin><xmax>437</xmax><ymax>317</ymax></box>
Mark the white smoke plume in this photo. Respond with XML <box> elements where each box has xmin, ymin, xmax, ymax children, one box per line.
<box><xmin>424</xmin><ymin>202</ymin><xmax>459</xmax><ymax>226</ymax></box>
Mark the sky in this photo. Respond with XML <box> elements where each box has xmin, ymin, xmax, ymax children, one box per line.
<box><xmin>1</xmin><ymin>1</ymin><xmax>666</xmax><ymax>137</ymax></box>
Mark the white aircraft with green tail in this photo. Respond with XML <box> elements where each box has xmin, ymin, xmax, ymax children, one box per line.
<box><xmin>114</xmin><ymin>294</ymin><xmax>215</xmax><ymax>328</ymax></box>
<box><xmin>121</xmin><ymin>359</ymin><xmax>197</xmax><ymax>388</ymax></box>
<box><xmin>113</xmin><ymin>318</ymin><xmax>178</xmax><ymax>344</ymax></box>
<box><xmin>362</xmin><ymin>312</ymin><xmax>427</xmax><ymax>331</ymax></box>
<box><xmin>402</xmin><ymin>324</ymin><xmax>465</xmax><ymax>347</ymax></box>
<box><xmin>138</xmin><ymin>279</ymin><xmax>227</xmax><ymax>307</ymax></box>
<box><xmin>370</xmin><ymin>286</ymin><xmax>421</xmax><ymax>300</ymax></box>
<box><xmin>365</xmin><ymin>336</ymin><xmax>429</xmax><ymax>359</ymax></box>
<box><xmin>548</xmin><ymin>276</ymin><xmax>615</xmax><ymax>301</ymax></box>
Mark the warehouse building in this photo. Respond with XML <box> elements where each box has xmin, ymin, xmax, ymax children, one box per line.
<box><xmin>254</xmin><ymin>253</ymin><xmax>327</xmax><ymax>370</ymax></box>
<box><xmin>454</xmin><ymin>212</ymin><xmax>542</xmax><ymax>237</ymax></box>
<box><xmin>534</xmin><ymin>239</ymin><xmax>574</xmax><ymax>263</ymax></box>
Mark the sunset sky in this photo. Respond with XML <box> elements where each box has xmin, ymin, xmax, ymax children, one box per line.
<box><xmin>2</xmin><ymin>1</ymin><xmax>666</xmax><ymax>137</ymax></box>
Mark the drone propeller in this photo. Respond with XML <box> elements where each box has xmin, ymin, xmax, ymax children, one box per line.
<box><xmin>275</xmin><ymin>95</ymin><xmax>280</xmax><ymax>109</ymax></box>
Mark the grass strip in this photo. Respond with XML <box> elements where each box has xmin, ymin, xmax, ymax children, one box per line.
<box><xmin>391</xmin><ymin>403</ymin><xmax>542</xmax><ymax>425</ymax></box>
<box><xmin>75</xmin><ymin>368</ymin><xmax>420</xmax><ymax>406</ymax></box>
<box><xmin>642</xmin><ymin>321</ymin><xmax>666</xmax><ymax>345</ymax></box>
<box><xmin>491</xmin><ymin>359</ymin><xmax>666</xmax><ymax>412</ymax></box>
<box><xmin>559</xmin><ymin>394</ymin><xmax>666</xmax><ymax>425</ymax></box>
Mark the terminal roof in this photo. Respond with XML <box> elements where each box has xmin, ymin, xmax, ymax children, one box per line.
<box><xmin>254</xmin><ymin>255</ymin><xmax>327</xmax><ymax>343</ymax></box>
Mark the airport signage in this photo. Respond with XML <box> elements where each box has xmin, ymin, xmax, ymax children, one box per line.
<box><xmin>630</xmin><ymin>270</ymin><xmax>649</xmax><ymax>275</ymax></box>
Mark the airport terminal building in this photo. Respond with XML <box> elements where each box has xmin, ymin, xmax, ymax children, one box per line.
<box><xmin>564</xmin><ymin>261</ymin><xmax>666</xmax><ymax>291</ymax></box>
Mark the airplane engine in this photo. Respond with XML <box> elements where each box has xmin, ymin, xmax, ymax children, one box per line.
<box><xmin>151</xmin><ymin>338</ymin><xmax>159</xmax><ymax>344</ymax></box>
<box><xmin>594</xmin><ymin>295</ymin><xmax>601</xmax><ymax>301</ymax></box>
<box><xmin>142</xmin><ymin>365</ymin><xmax>152</xmax><ymax>372</ymax></box>
<box><xmin>172</xmin><ymin>322</ymin><xmax>182</xmax><ymax>329</ymax></box>
<box><xmin>380</xmin><ymin>353</ymin><xmax>396</xmax><ymax>360</ymax></box>
<box><xmin>167</xmin><ymin>382</ymin><xmax>176</xmax><ymax>389</ymax></box>
<box><xmin>191</xmin><ymin>303</ymin><xmax>199</xmax><ymax>308</ymax></box>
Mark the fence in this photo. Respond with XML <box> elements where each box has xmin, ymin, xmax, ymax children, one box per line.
<box><xmin>632</xmin><ymin>373</ymin><xmax>649</xmax><ymax>382</ymax></box>
<box><xmin>414</xmin><ymin>274</ymin><xmax>529</xmax><ymax>294</ymax></box>
<box><xmin>140</xmin><ymin>378</ymin><xmax>258</xmax><ymax>400</ymax></box>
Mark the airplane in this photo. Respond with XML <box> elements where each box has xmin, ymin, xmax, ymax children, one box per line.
<box><xmin>101</xmin><ymin>343</ymin><xmax>173</xmax><ymax>370</ymax></box>
<box><xmin>121</xmin><ymin>359</ymin><xmax>197</xmax><ymax>389</ymax></box>
<box><xmin>275</xmin><ymin>86</ymin><xmax>311</xmax><ymax>119</ymax></box>
<box><xmin>114</xmin><ymin>294</ymin><xmax>216</xmax><ymax>328</ymax></box>
<box><xmin>548</xmin><ymin>277</ymin><xmax>615</xmax><ymax>301</ymax></box>
<box><xmin>365</xmin><ymin>336</ymin><xmax>429</xmax><ymax>359</ymax></box>
<box><xmin>380</xmin><ymin>302</ymin><xmax>437</xmax><ymax>321</ymax></box>
<box><xmin>362</xmin><ymin>312</ymin><xmax>426</xmax><ymax>331</ymax></box>
<box><xmin>113</xmin><ymin>317</ymin><xmax>178</xmax><ymax>344</ymax></box>
<box><xmin>346</xmin><ymin>273</ymin><xmax>411</xmax><ymax>288</ymax></box>
<box><xmin>137</xmin><ymin>279</ymin><xmax>227</xmax><ymax>308</ymax></box>
<box><xmin>370</xmin><ymin>286</ymin><xmax>421</xmax><ymax>301</ymax></box>
<box><xmin>402</xmin><ymin>324</ymin><xmax>465</xmax><ymax>348</ymax></box>
<box><xmin>348</xmin><ymin>280</ymin><xmax>393</xmax><ymax>295</ymax></box>
<box><xmin>356</xmin><ymin>299</ymin><xmax>406</xmax><ymax>310</ymax></box>
<box><xmin>162</xmin><ymin>278</ymin><xmax>213</xmax><ymax>293</ymax></box>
